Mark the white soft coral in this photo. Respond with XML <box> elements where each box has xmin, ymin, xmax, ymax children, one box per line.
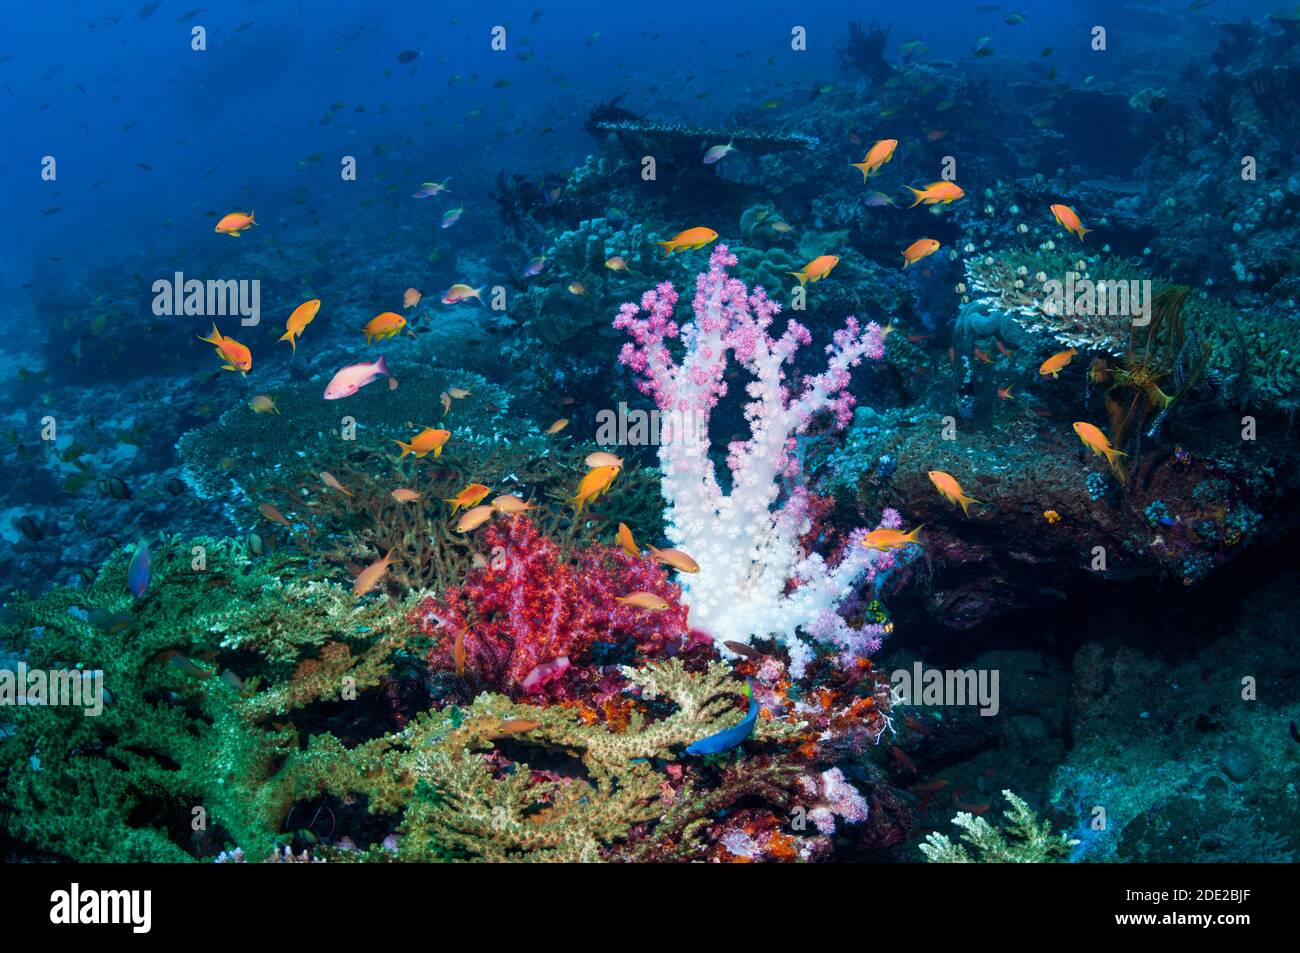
<box><xmin>615</xmin><ymin>245</ymin><xmax>893</xmax><ymax>674</ymax></box>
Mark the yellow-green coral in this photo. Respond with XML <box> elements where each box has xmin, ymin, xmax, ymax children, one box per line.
<box><xmin>0</xmin><ymin>537</ymin><xmax>417</xmax><ymax>861</ymax></box>
<box><xmin>919</xmin><ymin>789</ymin><xmax>1079</xmax><ymax>863</ymax></box>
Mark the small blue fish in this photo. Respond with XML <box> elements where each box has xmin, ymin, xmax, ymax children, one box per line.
<box><xmin>684</xmin><ymin>682</ymin><xmax>758</xmax><ymax>755</ymax></box>
<box><xmin>440</xmin><ymin>207</ymin><xmax>464</xmax><ymax>229</ymax></box>
<box><xmin>127</xmin><ymin>541</ymin><xmax>150</xmax><ymax>600</ymax></box>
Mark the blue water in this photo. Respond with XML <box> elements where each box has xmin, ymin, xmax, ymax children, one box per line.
<box><xmin>0</xmin><ymin>0</ymin><xmax>1281</xmax><ymax>291</ymax></box>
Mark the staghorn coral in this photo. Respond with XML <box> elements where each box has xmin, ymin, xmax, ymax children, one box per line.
<box><xmin>919</xmin><ymin>790</ymin><xmax>1079</xmax><ymax>863</ymax></box>
<box><xmin>407</xmin><ymin>659</ymin><xmax>805</xmax><ymax>862</ymax></box>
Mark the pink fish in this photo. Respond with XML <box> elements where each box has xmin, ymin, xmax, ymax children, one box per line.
<box><xmin>521</xmin><ymin>655</ymin><xmax>570</xmax><ymax>693</ymax></box>
<box><xmin>324</xmin><ymin>355</ymin><xmax>391</xmax><ymax>400</ymax></box>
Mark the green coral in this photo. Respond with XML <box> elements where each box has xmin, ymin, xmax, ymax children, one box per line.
<box><xmin>919</xmin><ymin>790</ymin><xmax>1079</xmax><ymax>863</ymax></box>
<box><xmin>0</xmin><ymin>537</ymin><xmax>416</xmax><ymax>862</ymax></box>
<box><xmin>1</xmin><ymin>554</ymin><xmax>799</xmax><ymax>862</ymax></box>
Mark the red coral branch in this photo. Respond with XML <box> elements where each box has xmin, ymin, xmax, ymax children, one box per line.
<box><xmin>411</xmin><ymin>517</ymin><xmax>690</xmax><ymax>697</ymax></box>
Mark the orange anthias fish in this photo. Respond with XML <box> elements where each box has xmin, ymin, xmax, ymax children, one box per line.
<box><xmin>403</xmin><ymin>287</ymin><xmax>422</xmax><ymax>309</ymax></box>
<box><xmin>444</xmin><ymin>483</ymin><xmax>491</xmax><ymax>514</ymax></box>
<box><xmin>319</xmin><ymin>470</ymin><xmax>353</xmax><ymax>497</ymax></box>
<box><xmin>1039</xmin><ymin>348</ymin><xmax>1078</xmax><ymax>379</ymax></box>
<box><xmin>997</xmin><ymin>385</ymin><xmax>1015</xmax><ymax>400</ymax></box>
<box><xmin>258</xmin><ymin>502</ymin><xmax>292</xmax><ymax>526</ymax></box>
<box><xmin>441</xmin><ymin>283</ymin><xmax>484</xmax><ymax>306</ymax></box>
<box><xmin>197</xmin><ymin>323</ymin><xmax>252</xmax><ymax>373</ymax></box>
<box><xmin>278</xmin><ymin>298</ymin><xmax>320</xmax><ymax>352</ymax></box>
<box><xmin>902</xmin><ymin>239</ymin><xmax>941</xmax><ymax>268</ymax></box>
<box><xmin>394</xmin><ymin>427</ymin><xmax>450</xmax><ymax>458</ymax></box>
<box><xmin>455</xmin><ymin>504</ymin><xmax>496</xmax><ymax>532</ymax></box>
<box><xmin>500</xmin><ymin>719</ymin><xmax>542</xmax><ymax>734</ymax></box>
<box><xmin>491</xmin><ymin>494</ymin><xmax>534</xmax><ymax>513</ymax></box>
<box><xmin>544</xmin><ymin>418</ymin><xmax>569</xmax><ymax>435</ymax></box>
<box><xmin>447</xmin><ymin>387</ymin><xmax>471</xmax><ymax>399</ymax></box>
<box><xmin>1050</xmin><ymin>203</ymin><xmax>1091</xmax><ymax>242</ymax></box>
<box><xmin>615</xmin><ymin>592</ymin><xmax>671</xmax><ymax>611</ymax></box>
<box><xmin>616</xmin><ymin>522</ymin><xmax>639</xmax><ymax>556</ymax></box>
<box><xmin>928</xmin><ymin>470</ymin><xmax>981</xmax><ymax>516</ymax></box>
<box><xmin>453</xmin><ymin>628</ymin><xmax>467</xmax><ymax>676</ymax></box>
<box><xmin>362</xmin><ymin>311</ymin><xmax>406</xmax><ymax>344</ymax></box>
<box><xmin>570</xmin><ymin>465</ymin><xmax>620</xmax><ymax>514</ymax></box>
<box><xmin>1073</xmin><ymin>421</ymin><xmax>1128</xmax><ymax>469</ymax></box>
<box><xmin>391</xmin><ymin>488</ymin><xmax>422</xmax><ymax>503</ymax></box>
<box><xmin>215</xmin><ymin>210</ymin><xmax>256</xmax><ymax>236</ymax></box>
<box><xmin>787</xmin><ymin>255</ymin><xmax>839</xmax><ymax>286</ymax></box>
<box><xmin>861</xmin><ymin>525</ymin><xmax>924</xmax><ymax>551</ymax></box>
<box><xmin>904</xmin><ymin>181</ymin><xmax>965</xmax><ymax>207</ymax></box>
<box><xmin>851</xmin><ymin>138</ymin><xmax>898</xmax><ymax>179</ymax></box>
<box><xmin>353</xmin><ymin>548</ymin><xmax>397</xmax><ymax>597</ymax></box>
<box><xmin>647</xmin><ymin>546</ymin><xmax>700</xmax><ymax>573</ymax></box>
<box><xmin>654</xmin><ymin>226</ymin><xmax>718</xmax><ymax>255</ymax></box>
<box><xmin>973</xmin><ymin>347</ymin><xmax>994</xmax><ymax>364</ymax></box>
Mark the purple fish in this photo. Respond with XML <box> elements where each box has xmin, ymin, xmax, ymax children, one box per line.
<box><xmin>127</xmin><ymin>541</ymin><xmax>150</xmax><ymax>600</ymax></box>
<box><xmin>440</xmin><ymin>207</ymin><xmax>463</xmax><ymax>229</ymax></box>
<box><xmin>522</xmin><ymin>256</ymin><xmax>546</xmax><ymax>277</ymax></box>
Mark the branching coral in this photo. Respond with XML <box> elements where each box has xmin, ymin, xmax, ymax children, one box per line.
<box><xmin>0</xmin><ymin>537</ymin><xmax>417</xmax><ymax>862</ymax></box>
<box><xmin>919</xmin><ymin>790</ymin><xmax>1079</xmax><ymax>863</ymax></box>
<box><xmin>614</xmin><ymin>244</ymin><xmax>897</xmax><ymax>673</ymax></box>
<box><xmin>2</xmin><ymin>536</ymin><xmax>813</xmax><ymax>863</ymax></box>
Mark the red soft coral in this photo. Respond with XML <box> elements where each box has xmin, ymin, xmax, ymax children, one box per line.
<box><xmin>411</xmin><ymin>517</ymin><xmax>689</xmax><ymax>697</ymax></box>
